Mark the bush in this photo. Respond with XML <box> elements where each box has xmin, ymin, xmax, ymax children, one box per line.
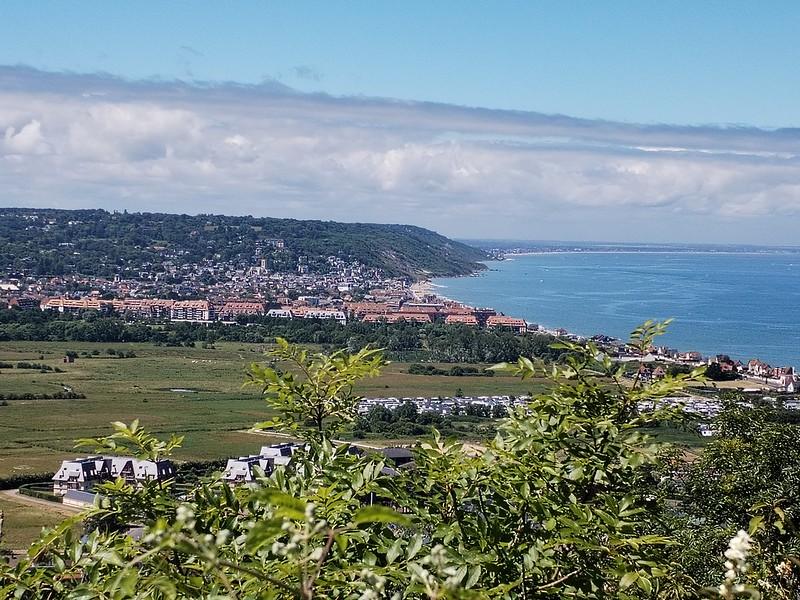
<box><xmin>16</xmin><ymin>361</ymin><xmax>54</xmax><ymax>371</ymax></box>
<box><xmin>18</xmin><ymin>483</ymin><xmax>61</xmax><ymax>502</ymax></box>
<box><xmin>0</xmin><ymin>472</ymin><xmax>55</xmax><ymax>490</ymax></box>
<box><xmin>0</xmin><ymin>326</ymin><xmax>774</xmax><ymax>598</ymax></box>
<box><xmin>407</xmin><ymin>363</ymin><xmax>494</xmax><ymax>377</ymax></box>
<box><xmin>0</xmin><ymin>391</ymin><xmax>86</xmax><ymax>400</ymax></box>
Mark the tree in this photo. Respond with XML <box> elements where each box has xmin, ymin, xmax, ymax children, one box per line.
<box><xmin>705</xmin><ymin>361</ymin><xmax>739</xmax><ymax>381</ymax></box>
<box><xmin>674</xmin><ymin>399</ymin><xmax>800</xmax><ymax>594</ymax></box>
<box><xmin>246</xmin><ymin>337</ymin><xmax>385</xmax><ymax>438</ymax></box>
<box><xmin>394</xmin><ymin>400</ymin><xmax>419</xmax><ymax>422</ymax></box>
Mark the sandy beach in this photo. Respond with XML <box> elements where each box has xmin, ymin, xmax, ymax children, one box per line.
<box><xmin>409</xmin><ymin>280</ymin><xmax>433</xmax><ymax>299</ymax></box>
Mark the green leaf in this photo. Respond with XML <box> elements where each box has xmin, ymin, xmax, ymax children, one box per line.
<box><xmin>259</xmin><ymin>489</ymin><xmax>307</xmax><ymax>520</ymax></box>
<box><xmin>386</xmin><ymin>539</ymin><xmax>403</xmax><ymax>565</ymax></box>
<box><xmin>407</xmin><ymin>533</ymin><xmax>423</xmax><ymax>560</ymax></box>
<box><xmin>620</xmin><ymin>572</ymin><xmax>639</xmax><ymax>589</ymax></box>
<box><xmin>466</xmin><ymin>564</ymin><xmax>482</xmax><ymax>588</ymax></box>
<box><xmin>568</xmin><ymin>466</ymin><xmax>584</xmax><ymax>481</ymax></box>
<box><xmin>352</xmin><ymin>505</ymin><xmax>411</xmax><ymax>526</ymax></box>
<box><xmin>748</xmin><ymin>515</ymin><xmax>764</xmax><ymax>535</ymax></box>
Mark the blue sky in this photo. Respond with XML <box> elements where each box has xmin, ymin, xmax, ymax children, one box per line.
<box><xmin>2</xmin><ymin>1</ymin><xmax>799</xmax><ymax>126</ymax></box>
<box><xmin>1</xmin><ymin>2</ymin><xmax>799</xmax><ymax>243</ymax></box>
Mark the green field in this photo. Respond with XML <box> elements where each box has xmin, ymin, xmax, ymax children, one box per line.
<box><xmin>0</xmin><ymin>493</ymin><xmax>74</xmax><ymax>550</ymax></box>
<box><xmin>0</xmin><ymin>341</ymin><xmax>544</xmax><ymax>477</ymax></box>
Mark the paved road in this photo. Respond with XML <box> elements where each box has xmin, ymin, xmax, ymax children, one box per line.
<box><xmin>0</xmin><ymin>489</ymin><xmax>82</xmax><ymax>516</ymax></box>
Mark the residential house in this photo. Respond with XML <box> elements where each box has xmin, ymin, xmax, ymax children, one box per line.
<box><xmin>52</xmin><ymin>457</ymin><xmax>109</xmax><ymax>496</ymax></box>
<box><xmin>221</xmin><ymin>455</ymin><xmax>275</xmax><ymax>485</ymax></box>
<box><xmin>302</xmin><ymin>309</ymin><xmax>346</xmax><ymax>324</ymax></box>
<box><xmin>105</xmin><ymin>456</ymin><xmax>175</xmax><ymax>487</ymax></box>
<box><xmin>52</xmin><ymin>455</ymin><xmax>176</xmax><ymax>495</ymax></box>
<box><xmin>259</xmin><ymin>443</ymin><xmax>303</xmax><ymax>467</ymax></box>
<box><xmin>218</xmin><ymin>300</ymin><xmax>265</xmax><ymax>320</ymax></box>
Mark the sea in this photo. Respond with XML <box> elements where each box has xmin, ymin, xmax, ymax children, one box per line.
<box><xmin>432</xmin><ymin>245</ymin><xmax>800</xmax><ymax>367</ymax></box>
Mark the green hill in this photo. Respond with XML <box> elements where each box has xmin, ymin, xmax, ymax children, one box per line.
<box><xmin>0</xmin><ymin>208</ymin><xmax>488</xmax><ymax>279</ymax></box>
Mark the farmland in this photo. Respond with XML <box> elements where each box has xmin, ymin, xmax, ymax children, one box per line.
<box><xmin>0</xmin><ymin>341</ymin><xmax>544</xmax><ymax>478</ymax></box>
<box><xmin>0</xmin><ymin>492</ymin><xmax>76</xmax><ymax>550</ymax></box>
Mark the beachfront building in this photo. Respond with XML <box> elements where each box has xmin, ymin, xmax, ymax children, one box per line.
<box><xmin>362</xmin><ymin>312</ymin><xmax>432</xmax><ymax>324</ymax></box>
<box><xmin>302</xmin><ymin>309</ymin><xmax>346</xmax><ymax>324</ymax></box>
<box><xmin>486</xmin><ymin>315</ymin><xmax>527</xmax><ymax>334</ymax></box>
<box><xmin>171</xmin><ymin>300</ymin><xmax>214</xmax><ymax>322</ymax></box>
<box><xmin>41</xmin><ymin>297</ymin><xmax>106</xmax><ymax>314</ymax></box>
<box><xmin>444</xmin><ymin>314</ymin><xmax>478</xmax><ymax>326</ymax></box>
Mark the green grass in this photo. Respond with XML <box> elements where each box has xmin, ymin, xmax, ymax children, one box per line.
<box><xmin>0</xmin><ymin>494</ymin><xmax>73</xmax><ymax>550</ymax></box>
<box><xmin>0</xmin><ymin>341</ymin><xmax>545</xmax><ymax>477</ymax></box>
<box><xmin>648</xmin><ymin>426</ymin><xmax>708</xmax><ymax>447</ymax></box>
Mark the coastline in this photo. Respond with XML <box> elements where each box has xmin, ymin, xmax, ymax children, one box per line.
<box><xmin>410</xmin><ymin>279</ymin><xmax>455</xmax><ymax>302</ymax></box>
<box><xmin>421</xmin><ymin>253</ymin><xmax>798</xmax><ymax>374</ymax></box>
<box><xmin>502</xmin><ymin>249</ymin><xmax>800</xmax><ymax>257</ymax></box>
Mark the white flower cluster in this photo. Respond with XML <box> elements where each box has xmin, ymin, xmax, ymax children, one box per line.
<box><xmin>358</xmin><ymin>568</ymin><xmax>400</xmax><ymax>600</ymax></box>
<box><xmin>267</xmin><ymin>502</ymin><xmax>329</xmax><ymax>559</ymax></box>
<box><xmin>406</xmin><ymin>543</ymin><xmax>467</xmax><ymax>596</ymax></box>
<box><xmin>719</xmin><ymin>530</ymin><xmax>753</xmax><ymax>598</ymax></box>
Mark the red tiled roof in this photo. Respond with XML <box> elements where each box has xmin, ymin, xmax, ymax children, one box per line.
<box><xmin>486</xmin><ymin>316</ymin><xmax>526</xmax><ymax>327</ymax></box>
<box><xmin>445</xmin><ymin>314</ymin><xmax>478</xmax><ymax>325</ymax></box>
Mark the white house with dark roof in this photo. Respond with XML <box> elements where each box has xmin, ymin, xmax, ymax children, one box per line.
<box><xmin>52</xmin><ymin>455</ymin><xmax>176</xmax><ymax>495</ymax></box>
<box><xmin>52</xmin><ymin>457</ymin><xmax>109</xmax><ymax>496</ymax></box>
<box><xmin>221</xmin><ymin>455</ymin><xmax>275</xmax><ymax>485</ymax></box>
<box><xmin>259</xmin><ymin>443</ymin><xmax>303</xmax><ymax>466</ymax></box>
<box><xmin>133</xmin><ymin>458</ymin><xmax>175</xmax><ymax>483</ymax></box>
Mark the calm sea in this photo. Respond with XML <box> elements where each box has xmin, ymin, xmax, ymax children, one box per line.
<box><xmin>432</xmin><ymin>251</ymin><xmax>800</xmax><ymax>367</ymax></box>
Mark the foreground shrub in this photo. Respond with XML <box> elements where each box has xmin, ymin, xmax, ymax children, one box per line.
<box><xmin>0</xmin><ymin>325</ymin><xmax>790</xmax><ymax>598</ymax></box>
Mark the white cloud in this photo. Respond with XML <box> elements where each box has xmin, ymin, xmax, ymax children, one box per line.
<box><xmin>4</xmin><ymin>119</ymin><xmax>50</xmax><ymax>155</ymax></box>
<box><xmin>0</xmin><ymin>66</ymin><xmax>799</xmax><ymax>243</ymax></box>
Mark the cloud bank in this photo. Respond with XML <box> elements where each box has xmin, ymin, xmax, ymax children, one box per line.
<box><xmin>1</xmin><ymin>66</ymin><xmax>799</xmax><ymax>243</ymax></box>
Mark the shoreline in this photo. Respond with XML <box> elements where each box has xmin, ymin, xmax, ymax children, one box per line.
<box><xmin>418</xmin><ymin>259</ymin><xmax>797</xmax><ymax>376</ymax></box>
<box><xmin>502</xmin><ymin>249</ymin><xmax>800</xmax><ymax>257</ymax></box>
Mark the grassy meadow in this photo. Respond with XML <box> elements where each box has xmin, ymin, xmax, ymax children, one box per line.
<box><xmin>0</xmin><ymin>493</ymin><xmax>75</xmax><ymax>550</ymax></box>
<box><xmin>0</xmin><ymin>341</ymin><xmax>544</xmax><ymax>478</ymax></box>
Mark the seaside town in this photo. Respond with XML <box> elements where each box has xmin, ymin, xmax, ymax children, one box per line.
<box><xmin>4</xmin><ymin>5</ymin><xmax>800</xmax><ymax>595</ymax></box>
<box><xmin>1</xmin><ymin>235</ymin><xmax>797</xmax><ymax>396</ymax></box>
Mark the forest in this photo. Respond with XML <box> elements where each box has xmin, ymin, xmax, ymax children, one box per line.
<box><xmin>0</xmin><ymin>208</ymin><xmax>488</xmax><ymax>278</ymax></box>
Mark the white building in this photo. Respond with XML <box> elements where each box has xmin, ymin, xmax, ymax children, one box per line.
<box><xmin>221</xmin><ymin>455</ymin><xmax>275</xmax><ymax>485</ymax></box>
<box><xmin>52</xmin><ymin>455</ymin><xmax>175</xmax><ymax>495</ymax></box>
<box><xmin>52</xmin><ymin>457</ymin><xmax>108</xmax><ymax>496</ymax></box>
<box><xmin>259</xmin><ymin>443</ymin><xmax>303</xmax><ymax>467</ymax></box>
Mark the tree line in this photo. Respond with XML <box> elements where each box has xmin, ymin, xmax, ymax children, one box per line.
<box><xmin>0</xmin><ymin>308</ymin><xmax>567</xmax><ymax>363</ymax></box>
<box><xmin>351</xmin><ymin>401</ymin><xmax>507</xmax><ymax>439</ymax></box>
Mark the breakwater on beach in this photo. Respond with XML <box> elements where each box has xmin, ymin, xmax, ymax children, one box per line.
<box><xmin>432</xmin><ymin>250</ymin><xmax>800</xmax><ymax>367</ymax></box>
